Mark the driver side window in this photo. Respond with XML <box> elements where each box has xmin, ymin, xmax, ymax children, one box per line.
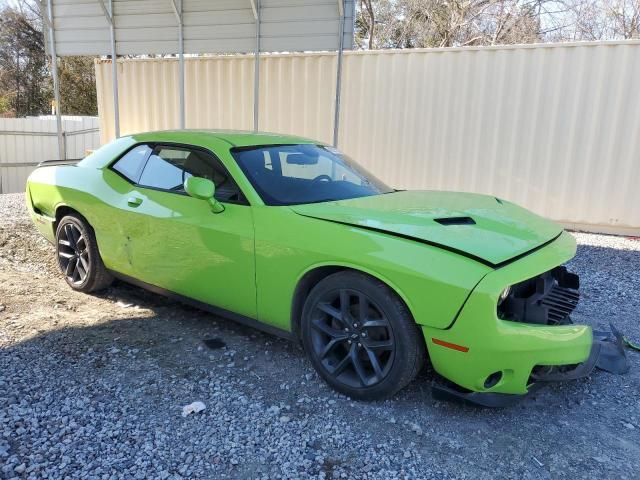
<box><xmin>138</xmin><ymin>148</ymin><xmax>188</xmax><ymax>191</ymax></box>
<box><xmin>137</xmin><ymin>146</ymin><xmax>246</xmax><ymax>204</ymax></box>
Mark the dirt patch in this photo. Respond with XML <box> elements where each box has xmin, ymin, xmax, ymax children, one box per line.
<box><xmin>0</xmin><ymin>221</ymin><xmax>58</xmax><ymax>277</ymax></box>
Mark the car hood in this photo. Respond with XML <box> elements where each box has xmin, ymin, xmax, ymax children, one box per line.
<box><xmin>291</xmin><ymin>191</ymin><xmax>563</xmax><ymax>267</ymax></box>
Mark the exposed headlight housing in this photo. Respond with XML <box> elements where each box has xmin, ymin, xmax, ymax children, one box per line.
<box><xmin>498</xmin><ymin>286</ymin><xmax>511</xmax><ymax>305</ymax></box>
<box><xmin>497</xmin><ymin>267</ymin><xmax>580</xmax><ymax>325</ymax></box>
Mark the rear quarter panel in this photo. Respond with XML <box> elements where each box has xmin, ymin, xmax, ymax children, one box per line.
<box><xmin>26</xmin><ymin>163</ymin><xmax>138</xmax><ymax>276</ymax></box>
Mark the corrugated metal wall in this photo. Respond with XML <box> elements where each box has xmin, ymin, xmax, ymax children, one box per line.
<box><xmin>95</xmin><ymin>41</ymin><xmax>640</xmax><ymax>235</ymax></box>
<box><xmin>0</xmin><ymin>116</ymin><xmax>99</xmax><ymax>194</ymax></box>
<box><xmin>95</xmin><ymin>53</ymin><xmax>337</xmax><ymax>144</ymax></box>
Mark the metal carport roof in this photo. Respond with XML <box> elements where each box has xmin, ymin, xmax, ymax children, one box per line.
<box><xmin>42</xmin><ymin>0</ymin><xmax>355</xmax><ymax>158</ymax></box>
<box><xmin>47</xmin><ymin>0</ymin><xmax>354</xmax><ymax>55</ymax></box>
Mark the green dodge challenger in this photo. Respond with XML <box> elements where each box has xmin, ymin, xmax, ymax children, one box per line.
<box><xmin>25</xmin><ymin>130</ymin><xmax>628</xmax><ymax>406</ymax></box>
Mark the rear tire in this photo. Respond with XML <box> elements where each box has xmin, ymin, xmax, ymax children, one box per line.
<box><xmin>55</xmin><ymin>214</ymin><xmax>113</xmax><ymax>293</ymax></box>
<box><xmin>301</xmin><ymin>271</ymin><xmax>425</xmax><ymax>400</ymax></box>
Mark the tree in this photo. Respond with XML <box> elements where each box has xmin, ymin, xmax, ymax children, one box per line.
<box><xmin>59</xmin><ymin>57</ymin><xmax>98</xmax><ymax>116</ymax></box>
<box><xmin>0</xmin><ymin>1</ymin><xmax>98</xmax><ymax>117</ymax></box>
<box><xmin>0</xmin><ymin>4</ymin><xmax>50</xmax><ymax>116</ymax></box>
<box><xmin>356</xmin><ymin>0</ymin><xmax>376</xmax><ymax>49</ymax></box>
<box><xmin>567</xmin><ymin>0</ymin><xmax>640</xmax><ymax>40</ymax></box>
<box><xmin>355</xmin><ymin>1</ymin><xmax>551</xmax><ymax>49</ymax></box>
<box><xmin>354</xmin><ymin>0</ymin><xmax>640</xmax><ymax>49</ymax></box>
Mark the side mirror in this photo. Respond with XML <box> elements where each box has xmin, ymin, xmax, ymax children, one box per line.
<box><xmin>184</xmin><ymin>176</ymin><xmax>224</xmax><ymax>213</ymax></box>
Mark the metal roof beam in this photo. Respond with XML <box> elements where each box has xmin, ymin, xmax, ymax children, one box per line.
<box><xmin>169</xmin><ymin>0</ymin><xmax>182</xmax><ymax>22</ymax></box>
<box><xmin>97</xmin><ymin>0</ymin><xmax>112</xmax><ymax>24</ymax></box>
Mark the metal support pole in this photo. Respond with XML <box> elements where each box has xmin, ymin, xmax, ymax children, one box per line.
<box><xmin>333</xmin><ymin>0</ymin><xmax>345</xmax><ymax>147</ymax></box>
<box><xmin>109</xmin><ymin>0</ymin><xmax>120</xmax><ymax>137</ymax></box>
<box><xmin>251</xmin><ymin>0</ymin><xmax>261</xmax><ymax>131</ymax></box>
<box><xmin>171</xmin><ymin>0</ymin><xmax>185</xmax><ymax>129</ymax></box>
<box><xmin>46</xmin><ymin>0</ymin><xmax>65</xmax><ymax>160</ymax></box>
<box><xmin>100</xmin><ymin>0</ymin><xmax>120</xmax><ymax>138</ymax></box>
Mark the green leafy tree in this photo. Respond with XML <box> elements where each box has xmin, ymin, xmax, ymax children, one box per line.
<box><xmin>59</xmin><ymin>56</ymin><xmax>98</xmax><ymax>116</ymax></box>
<box><xmin>0</xmin><ymin>1</ymin><xmax>97</xmax><ymax>117</ymax></box>
<box><xmin>0</xmin><ymin>93</ymin><xmax>11</xmax><ymax>115</ymax></box>
<box><xmin>0</xmin><ymin>4</ymin><xmax>51</xmax><ymax>116</ymax></box>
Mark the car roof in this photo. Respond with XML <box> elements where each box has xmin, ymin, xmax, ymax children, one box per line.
<box><xmin>78</xmin><ymin>129</ymin><xmax>324</xmax><ymax>171</ymax></box>
<box><xmin>129</xmin><ymin>129</ymin><xmax>319</xmax><ymax>148</ymax></box>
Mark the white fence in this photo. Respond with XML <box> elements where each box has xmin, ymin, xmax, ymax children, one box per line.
<box><xmin>95</xmin><ymin>41</ymin><xmax>640</xmax><ymax>235</ymax></box>
<box><xmin>0</xmin><ymin>116</ymin><xmax>100</xmax><ymax>194</ymax></box>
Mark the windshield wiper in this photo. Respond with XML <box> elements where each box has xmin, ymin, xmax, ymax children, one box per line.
<box><xmin>297</xmin><ymin>198</ymin><xmax>339</xmax><ymax>205</ymax></box>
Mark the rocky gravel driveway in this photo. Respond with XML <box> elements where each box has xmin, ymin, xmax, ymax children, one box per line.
<box><xmin>0</xmin><ymin>192</ymin><xmax>638</xmax><ymax>479</ymax></box>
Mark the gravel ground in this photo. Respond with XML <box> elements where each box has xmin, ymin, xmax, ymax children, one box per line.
<box><xmin>0</xmin><ymin>192</ymin><xmax>638</xmax><ymax>479</ymax></box>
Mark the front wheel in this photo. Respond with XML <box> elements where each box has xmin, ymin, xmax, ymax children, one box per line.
<box><xmin>301</xmin><ymin>271</ymin><xmax>426</xmax><ymax>400</ymax></box>
<box><xmin>56</xmin><ymin>214</ymin><xmax>113</xmax><ymax>293</ymax></box>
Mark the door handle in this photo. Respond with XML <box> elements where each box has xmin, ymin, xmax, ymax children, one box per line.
<box><xmin>127</xmin><ymin>196</ymin><xmax>143</xmax><ymax>207</ymax></box>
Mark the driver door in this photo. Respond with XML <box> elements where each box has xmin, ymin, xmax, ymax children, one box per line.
<box><xmin>122</xmin><ymin>144</ymin><xmax>257</xmax><ymax>319</ymax></box>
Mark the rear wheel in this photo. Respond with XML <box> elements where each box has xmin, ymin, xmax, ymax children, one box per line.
<box><xmin>301</xmin><ymin>271</ymin><xmax>425</xmax><ymax>400</ymax></box>
<box><xmin>55</xmin><ymin>214</ymin><xmax>113</xmax><ymax>292</ymax></box>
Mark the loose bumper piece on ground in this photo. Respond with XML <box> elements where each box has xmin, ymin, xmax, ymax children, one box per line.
<box><xmin>592</xmin><ymin>324</ymin><xmax>630</xmax><ymax>375</ymax></box>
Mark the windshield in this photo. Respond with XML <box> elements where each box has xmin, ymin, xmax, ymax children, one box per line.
<box><xmin>231</xmin><ymin>144</ymin><xmax>393</xmax><ymax>206</ymax></box>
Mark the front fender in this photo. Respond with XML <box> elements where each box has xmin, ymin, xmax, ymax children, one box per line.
<box><xmin>253</xmin><ymin>207</ymin><xmax>491</xmax><ymax>331</ymax></box>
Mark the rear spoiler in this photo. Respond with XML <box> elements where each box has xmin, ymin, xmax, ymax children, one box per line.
<box><xmin>37</xmin><ymin>158</ymin><xmax>82</xmax><ymax>167</ymax></box>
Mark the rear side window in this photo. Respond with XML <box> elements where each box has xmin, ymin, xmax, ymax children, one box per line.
<box><xmin>112</xmin><ymin>144</ymin><xmax>152</xmax><ymax>182</ymax></box>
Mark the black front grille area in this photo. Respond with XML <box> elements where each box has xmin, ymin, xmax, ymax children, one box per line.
<box><xmin>497</xmin><ymin>266</ymin><xmax>580</xmax><ymax>325</ymax></box>
<box><xmin>541</xmin><ymin>284</ymin><xmax>580</xmax><ymax>324</ymax></box>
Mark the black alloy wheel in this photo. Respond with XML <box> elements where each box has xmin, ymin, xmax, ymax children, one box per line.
<box><xmin>301</xmin><ymin>271</ymin><xmax>425</xmax><ymax>400</ymax></box>
<box><xmin>57</xmin><ymin>222</ymin><xmax>90</xmax><ymax>285</ymax></box>
<box><xmin>310</xmin><ymin>288</ymin><xmax>395</xmax><ymax>388</ymax></box>
<box><xmin>55</xmin><ymin>214</ymin><xmax>113</xmax><ymax>292</ymax></box>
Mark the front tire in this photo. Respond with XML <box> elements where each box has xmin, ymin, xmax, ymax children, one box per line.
<box><xmin>301</xmin><ymin>271</ymin><xmax>425</xmax><ymax>400</ymax></box>
<box><xmin>55</xmin><ymin>214</ymin><xmax>113</xmax><ymax>292</ymax></box>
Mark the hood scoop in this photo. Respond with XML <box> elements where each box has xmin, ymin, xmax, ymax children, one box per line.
<box><xmin>434</xmin><ymin>216</ymin><xmax>476</xmax><ymax>226</ymax></box>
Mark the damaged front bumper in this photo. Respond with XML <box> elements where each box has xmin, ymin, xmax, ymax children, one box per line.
<box><xmin>431</xmin><ymin>325</ymin><xmax>629</xmax><ymax>407</ymax></box>
<box><xmin>422</xmin><ymin>231</ymin><xmax>630</xmax><ymax>407</ymax></box>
